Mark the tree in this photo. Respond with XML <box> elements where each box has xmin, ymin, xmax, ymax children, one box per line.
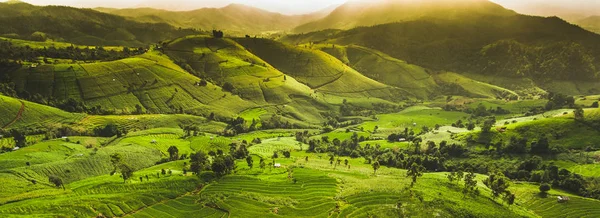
<box><xmin>110</xmin><ymin>153</ymin><xmax>123</xmax><ymax>175</ymax></box>
<box><xmin>211</xmin><ymin>156</ymin><xmax>228</xmax><ymax>177</ymax></box>
<box><xmin>11</xmin><ymin>129</ymin><xmax>26</xmax><ymax>147</ymax></box>
<box><xmin>463</xmin><ymin>171</ymin><xmax>478</xmax><ymax>197</ymax></box>
<box><xmin>481</xmin><ymin>117</ymin><xmax>496</xmax><ymax>133</ymax></box>
<box><xmin>539</xmin><ymin>183</ymin><xmax>551</xmax><ymax>194</ymax></box>
<box><xmin>282</xmin><ymin>150</ymin><xmax>291</xmax><ymax>158</ymax></box>
<box><xmin>407</xmin><ymin>162</ymin><xmax>425</xmax><ymax>187</ymax></box>
<box><xmin>48</xmin><ymin>175</ymin><xmax>65</xmax><ymax>190</ymax></box>
<box><xmin>574</xmin><ymin>106</ymin><xmax>584</xmax><ymax>121</ymax></box>
<box><xmin>190</xmin><ymin>151</ymin><xmax>208</xmax><ymax>175</ymax></box>
<box><xmin>592</xmin><ymin>101</ymin><xmax>599</xmax><ymax>108</ymax></box>
<box><xmin>344</xmin><ymin>159</ymin><xmax>349</xmax><ymax>166</ymax></box>
<box><xmin>259</xmin><ymin>158</ymin><xmax>266</xmax><ymax>170</ymax></box>
<box><xmin>483</xmin><ymin>173</ymin><xmax>510</xmax><ymax>198</ymax></box>
<box><xmin>120</xmin><ymin>164</ymin><xmax>135</xmax><ymax>183</ymax></box>
<box><xmin>246</xmin><ymin>156</ymin><xmax>253</xmax><ymax>168</ymax></box>
<box><xmin>272</xmin><ymin>151</ymin><xmax>279</xmax><ymax>159</ymax></box>
<box><xmin>135</xmin><ymin>104</ymin><xmax>143</xmax><ymax>114</ymax></box>
<box><xmin>372</xmin><ymin>161</ymin><xmax>380</xmax><ymax>175</ymax></box>
<box><xmin>167</xmin><ymin>146</ymin><xmax>179</xmax><ymax>161</ymax></box>
<box><xmin>503</xmin><ymin>192</ymin><xmax>515</xmax><ymax>206</ymax></box>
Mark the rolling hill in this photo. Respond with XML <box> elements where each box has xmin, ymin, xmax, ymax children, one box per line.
<box><xmin>162</xmin><ymin>35</ymin><xmax>333</xmax><ymax>124</ymax></box>
<box><xmin>232</xmin><ymin>38</ymin><xmax>404</xmax><ymax>100</ymax></box>
<box><xmin>0</xmin><ymin>94</ymin><xmax>84</xmax><ymax>130</ymax></box>
<box><xmin>0</xmin><ymin>1</ymin><xmax>196</xmax><ymax>46</ymax></box>
<box><xmin>2</xmin><ymin>49</ymin><xmax>254</xmax><ymax>118</ymax></box>
<box><xmin>574</xmin><ymin>16</ymin><xmax>600</xmax><ymax>34</ymax></box>
<box><xmin>293</xmin><ymin>0</ymin><xmax>517</xmax><ymax>33</ymax></box>
<box><xmin>96</xmin><ymin>4</ymin><xmax>329</xmax><ymax>36</ymax></box>
<box><xmin>283</xmin><ymin>13</ymin><xmax>600</xmax><ymax>95</ymax></box>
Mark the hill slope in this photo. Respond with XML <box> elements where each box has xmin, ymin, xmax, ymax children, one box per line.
<box><xmin>3</xmin><ymin>50</ymin><xmax>254</xmax><ymax>118</ymax></box>
<box><xmin>233</xmin><ymin>38</ymin><xmax>404</xmax><ymax>100</ymax></box>
<box><xmin>283</xmin><ymin>14</ymin><xmax>600</xmax><ymax>94</ymax></box>
<box><xmin>96</xmin><ymin>4</ymin><xmax>327</xmax><ymax>36</ymax></box>
<box><xmin>293</xmin><ymin>0</ymin><xmax>516</xmax><ymax>33</ymax></box>
<box><xmin>162</xmin><ymin>35</ymin><xmax>333</xmax><ymax>124</ymax></box>
<box><xmin>0</xmin><ymin>95</ymin><xmax>84</xmax><ymax>129</ymax></box>
<box><xmin>0</xmin><ymin>2</ymin><xmax>196</xmax><ymax>46</ymax></box>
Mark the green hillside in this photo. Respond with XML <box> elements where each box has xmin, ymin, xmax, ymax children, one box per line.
<box><xmin>0</xmin><ymin>2</ymin><xmax>196</xmax><ymax>46</ymax></box>
<box><xmin>0</xmin><ymin>94</ymin><xmax>84</xmax><ymax>129</ymax></box>
<box><xmin>283</xmin><ymin>14</ymin><xmax>600</xmax><ymax>94</ymax></box>
<box><xmin>163</xmin><ymin>35</ymin><xmax>335</xmax><ymax>125</ymax></box>
<box><xmin>233</xmin><ymin>38</ymin><xmax>404</xmax><ymax>100</ymax></box>
<box><xmin>4</xmin><ymin>50</ymin><xmax>253</xmax><ymax>117</ymax></box>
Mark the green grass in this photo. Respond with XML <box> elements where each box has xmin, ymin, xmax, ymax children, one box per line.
<box><xmin>0</xmin><ymin>95</ymin><xmax>85</xmax><ymax>129</ymax></box>
<box><xmin>6</xmin><ymin>51</ymin><xmax>253</xmax><ymax>117</ymax></box>
<box><xmin>319</xmin><ymin>44</ymin><xmax>438</xmax><ymax>99</ymax></box>
<box><xmin>465</xmin><ymin>108</ymin><xmax>600</xmax><ymax>150</ymax></box>
<box><xmin>358</xmin><ymin>106</ymin><xmax>469</xmax><ymax>135</ymax></box>
<box><xmin>233</xmin><ymin>38</ymin><xmax>402</xmax><ymax>101</ymax></box>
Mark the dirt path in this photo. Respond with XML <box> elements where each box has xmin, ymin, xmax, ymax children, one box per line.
<box><xmin>2</xmin><ymin>101</ymin><xmax>25</xmax><ymax>129</ymax></box>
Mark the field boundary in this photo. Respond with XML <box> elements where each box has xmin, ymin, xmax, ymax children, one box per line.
<box><xmin>2</xmin><ymin>101</ymin><xmax>25</xmax><ymax>129</ymax></box>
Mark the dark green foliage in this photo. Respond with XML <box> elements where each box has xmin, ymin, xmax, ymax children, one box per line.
<box><xmin>190</xmin><ymin>151</ymin><xmax>208</xmax><ymax>175</ymax></box>
<box><xmin>222</xmin><ymin>82</ymin><xmax>235</xmax><ymax>92</ymax></box>
<box><xmin>574</xmin><ymin>106</ymin><xmax>585</xmax><ymax>121</ymax></box>
<box><xmin>407</xmin><ymin>162</ymin><xmax>425</xmax><ymax>187</ymax></box>
<box><xmin>167</xmin><ymin>146</ymin><xmax>179</xmax><ymax>161</ymax></box>
<box><xmin>539</xmin><ymin>183</ymin><xmax>551</xmax><ymax>193</ymax></box>
<box><xmin>48</xmin><ymin>175</ymin><xmax>64</xmax><ymax>190</ymax></box>
<box><xmin>372</xmin><ymin>161</ymin><xmax>380</xmax><ymax>175</ymax></box>
<box><xmin>94</xmin><ymin>123</ymin><xmax>123</xmax><ymax>137</ymax></box>
<box><xmin>212</xmin><ymin>30</ymin><xmax>224</xmax><ymax>38</ymax></box>
<box><xmin>592</xmin><ymin>101</ymin><xmax>599</xmax><ymax>108</ymax></box>
<box><xmin>10</xmin><ymin>129</ymin><xmax>26</xmax><ymax>147</ymax></box>
<box><xmin>481</xmin><ymin>117</ymin><xmax>496</xmax><ymax>133</ymax></box>
<box><xmin>483</xmin><ymin>173</ymin><xmax>510</xmax><ymax>198</ymax></box>
<box><xmin>246</xmin><ymin>156</ymin><xmax>253</xmax><ymax>168</ymax></box>
<box><xmin>119</xmin><ymin>163</ymin><xmax>135</xmax><ymax>183</ymax></box>
<box><xmin>463</xmin><ymin>170</ymin><xmax>478</xmax><ymax>197</ymax></box>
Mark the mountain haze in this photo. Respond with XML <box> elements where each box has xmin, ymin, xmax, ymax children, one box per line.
<box><xmin>96</xmin><ymin>4</ymin><xmax>329</xmax><ymax>35</ymax></box>
<box><xmin>294</xmin><ymin>0</ymin><xmax>517</xmax><ymax>33</ymax></box>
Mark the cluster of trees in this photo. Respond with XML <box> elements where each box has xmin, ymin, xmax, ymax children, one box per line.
<box><xmin>223</xmin><ymin>115</ymin><xmax>300</xmax><ymax>136</ymax></box>
<box><xmin>545</xmin><ymin>92</ymin><xmax>575</xmax><ymax>110</ymax></box>
<box><xmin>212</xmin><ymin>30</ymin><xmax>224</xmax><ymax>38</ymax></box>
<box><xmin>93</xmin><ymin>123</ymin><xmax>127</xmax><ymax>138</ymax></box>
<box><xmin>0</xmin><ymin>40</ymin><xmax>147</xmax><ymax>63</ymax></box>
<box><xmin>466</xmin><ymin>104</ymin><xmax>510</xmax><ymax>117</ymax></box>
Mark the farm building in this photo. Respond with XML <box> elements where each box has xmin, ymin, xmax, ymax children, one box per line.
<box><xmin>274</xmin><ymin>163</ymin><xmax>281</xmax><ymax>168</ymax></box>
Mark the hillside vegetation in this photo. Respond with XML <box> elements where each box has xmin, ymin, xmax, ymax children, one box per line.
<box><xmin>283</xmin><ymin>14</ymin><xmax>600</xmax><ymax>94</ymax></box>
<box><xmin>4</xmin><ymin>50</ymin><xmax>252</xmax><ymax>117</ymax></box>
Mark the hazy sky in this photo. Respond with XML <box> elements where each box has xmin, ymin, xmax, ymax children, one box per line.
<box><xmin>5</xmin><ymin>0</ymin><xmax>600</xmax><ymax>16</ymax></box>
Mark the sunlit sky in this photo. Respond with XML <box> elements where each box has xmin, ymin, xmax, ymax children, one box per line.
<box><xmin>4</xmin><ymin>0</ymin><xmax>600</xmax><ymax>16</ymax></box>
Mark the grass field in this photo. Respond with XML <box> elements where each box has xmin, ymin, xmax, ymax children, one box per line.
<box><xmin>0</xmin><ymin>95</ymin><xmax>85</xmax><ymax>129</ymax></box>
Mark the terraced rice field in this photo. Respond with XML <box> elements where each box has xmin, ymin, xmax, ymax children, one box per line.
<box><xmin>201</xmin><ymin>168</ymin><xmax>337</xmax><ymax>217</ymax></box>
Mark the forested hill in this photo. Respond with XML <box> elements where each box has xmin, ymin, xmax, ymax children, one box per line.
<box><xmin>293</xmin><ymin>0</ymin><xmax>517</xmax><ymax>33</ymax></box>
<box><xmin>283</xmin><ymin>14</ymin><xmax>600</xmax><ymax>82</ymax></box>
<box><xmin>0</xmin><ymin>2</ymin><xmax>197</xmax><ymax>46</ymax></box>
